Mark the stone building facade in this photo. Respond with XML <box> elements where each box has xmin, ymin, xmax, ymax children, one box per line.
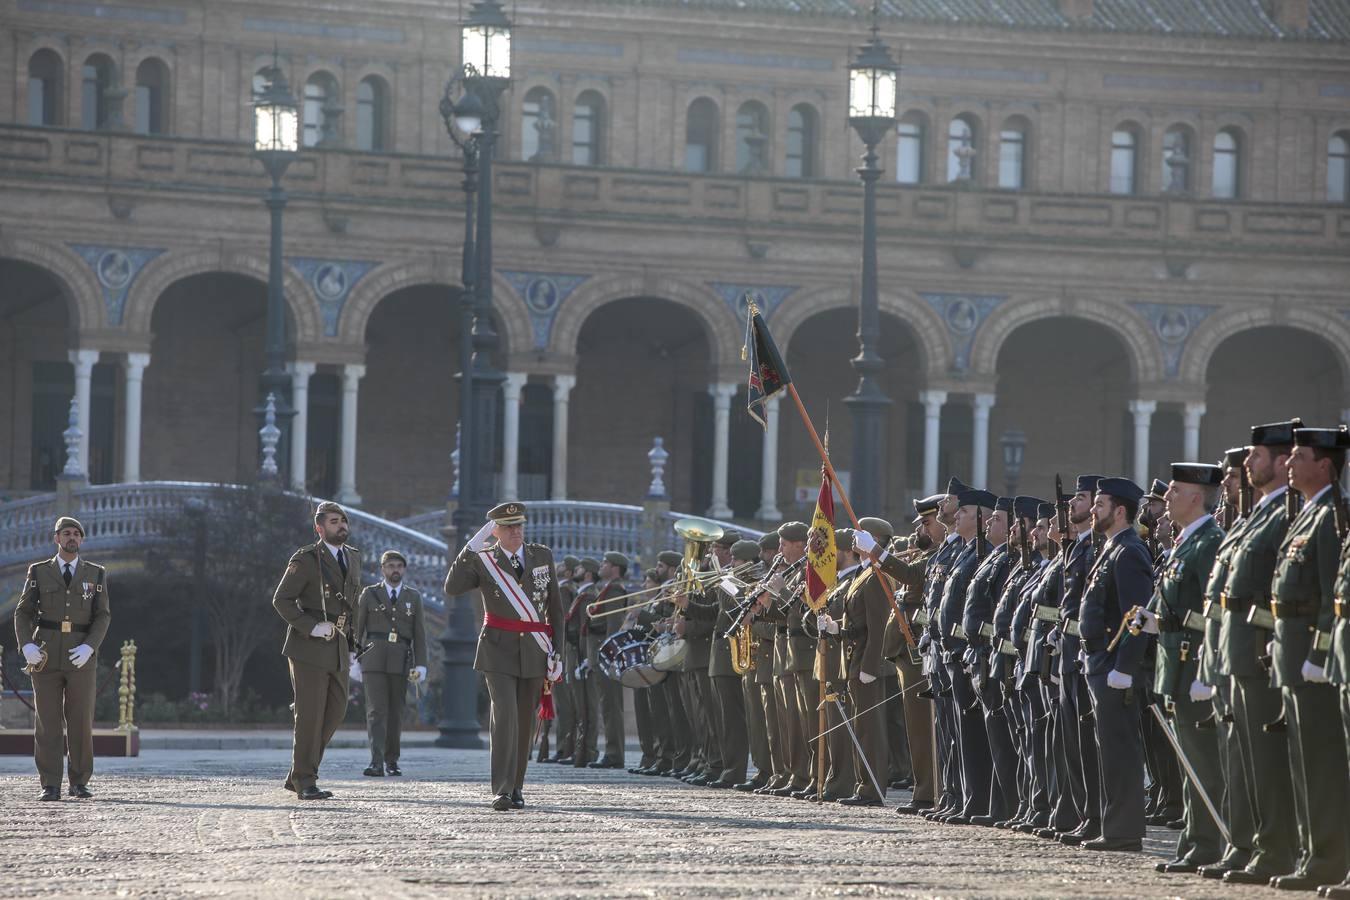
<box><xmin>2</xmin><ymin>0</ymin><xmax>1349</xmax><ymax>524</ymax></box>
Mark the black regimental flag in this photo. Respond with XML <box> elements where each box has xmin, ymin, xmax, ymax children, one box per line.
<box><xmin>744</xmin><ymin>303</ymin><xmax>792</xmax><ymax>430</ymax></box>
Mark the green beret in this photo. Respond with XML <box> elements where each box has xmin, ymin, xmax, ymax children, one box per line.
<box><xmin>758</xmin><ymin>532</ymin><xmax>779</xmax><ymax>551</ymax></box>
<box><xmin>731</xmin><ymin>539</ymin><xmax>761</xmax><ymax>562</ymax></box>
<box><xmin>834</xmin><ymin>528</ymin><xmax>853</xmax><ymax>552</ymax></box>
<box><xmin>314</xmin><ymin>501</ymin><xmax>346</xmax><ymax>520</ymax></box>
<box><xmin>53</xmin><ymin>516</ymin><xmax>84</xmax><ymax>536</ymax></box>
<box><xmin>580</xmin><ymin>556</ymin><xmax>601</xmax><ymax>574</ymax></box>
<box><xmin>603</xmin><ymin>551</ymin><xmax>629</xmax><ymax>569</ymax></box>
<box><xmin>379</xmin><ymin>550</ymin><xmax>407</xmax><ymax>566</ymax></box>
<box><xmin>858</xmin><ymin>516</ymin><xmax>894</xmax><ymax>544</ymax></box>
<box><xmin>562</xmin><ymin>555</ymin><xmax>580</xmax><ymax>569</ymax></box>
<box><xmin>657</xmin><ymin>550</ymin><xmax>683</xmax><ymax>567</ymax></box>
<box><xmin>715</xmin><ymin>529</ymin><xmax>741</xmax><ymax>548</ymax></box>
<box><xmin>777</xmin><ymin>521</ymin><xmax>809</xmax><ymax>542</ymax></box>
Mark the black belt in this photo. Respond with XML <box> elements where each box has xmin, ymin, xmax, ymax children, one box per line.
<box><xmin>1081</xmin><ymin>637</ymin><xmax>1106</xmax><ymax>654</ymax></box>
<box><xmin>1271</xmin><ymin>598</ymin><xmax>1317</xmax><ymax>619</ymax></box>
<box><xmin>788</xmin><ymin>628</ymin><xmax>807</xmax><ymax>638</ymax></box>
<box><xmin>844</xmin><ymin>626</ymin><xmax>867</xmax><ymax>640</ymax></box>
<box><xmin>302</xmin><ymin>609</ymin><xmax>344</xmax><ymax>623</ymax></box>
<box><xmin>366</xmin><ymin>632</ymin><xmax>409</xmax><ymax>643</ymax></box>
<box><xmin>36</xmin><ymin>618</ymin><xmax>89</xmax><ymax>634</ymax></box>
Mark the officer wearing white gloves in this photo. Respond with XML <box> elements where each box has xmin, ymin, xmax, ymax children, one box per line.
<box><xmin>14</xmin><ymin>516</ymin><xmax>111</xmax><ymax>801</ymax></box>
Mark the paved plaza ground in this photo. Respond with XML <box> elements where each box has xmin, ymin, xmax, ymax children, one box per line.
<box><xmin>0</xmin><ymin>741</ymin><xmax>1281</xmax><ymax>899</ymax></box>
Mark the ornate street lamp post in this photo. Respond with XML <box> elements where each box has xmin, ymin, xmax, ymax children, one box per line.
<box><xmin>435</xmin><ymin>0</ymin><xmax>513</xmax><ymax>749</ymax></box>
<box><xmin>844</xmin><ymin>4</ymin><xmax>899</xmax><ymax>514</ymax></box>
<box><xmin>251</xmin><ymin>60</ymin><xmax>300</xmax><ymax>480</ymax></box>
<box><xmin>1000</xmin><ymin>428</ymin><xmax>1027</xmax><ymax>497</ymax></box>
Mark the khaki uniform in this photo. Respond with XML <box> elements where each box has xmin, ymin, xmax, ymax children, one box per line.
<box><xmin>272</xmin><ymin>541</ymin><xmax>363</xmax><ymax>792</ymax></box>
<box><xmin>584</xmin><ymin>577</ymin><xmax>627</xmax><ymax>764</ymax></box>
<box><xmin>354</xmin><ymin>584</ymin><xmax>427</xmax><ymax>768</ymax></box>
<box><xmin>551</xmin><ymin>577</ymin><xmax>579</xmax><ymax>760</ymax></box>
<box><xmin>682</xmin><ymin>585</ymin><xmax>722</xmax><ymax>777</ymax></box>
<box><xmin>880</xmin><ymin>548</ymin><xmax>937</xmax><ymax>805</ymax></box>
<box><xmin>444</xmin><ymin>542</ymin><xmax>564</xmax><ymax>797</ymax></box>
<box><xmin>15</xmin><ymin>557</ymin><xmax>111</xmax><ymax>788</ymax></box>
<box><xmin>840</xmin><ymin>565</ymin><xmax>890</xmax><ymax>800</ymax></box>
<box><xmin>708</xmin><ymin>582</ymin><xmax>748</xmax><ymax>784</ymax></box>
<box><xmin>570</xmin><ymin>580</ymin><xmax>600</xmax><ymax>763</ymax></box>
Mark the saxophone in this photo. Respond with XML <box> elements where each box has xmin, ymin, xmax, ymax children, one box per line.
<box><xmin>730</xmin><ymin>615</ymin><xmax>756</xmax><ymax>675</ymax></box>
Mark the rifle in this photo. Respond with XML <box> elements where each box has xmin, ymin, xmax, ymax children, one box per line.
<box><xmin>1286</xmin><ymin>465</ymin><xmax>1302</xmax><ymax>522</ymax></box>
<box><xmin>976</xmin><ymin>506</ymin><xmax>986</xmax><ymax>563</ymax></box>
<box><xmin>1332</xmin><ymin>479</ymin><xmax>1349</xmax><ymax>544</ymax></box>
<box><xmin>1238</xmin><ymin>465</ymin><xmax>1253</xmax><ymax>520</ymax></box>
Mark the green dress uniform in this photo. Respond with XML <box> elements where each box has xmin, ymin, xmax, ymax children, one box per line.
<box><xmin>1269</xmin><ymin>468</ymin><xmax>1350</xmax><ymax>888</ymax></box>
<box><xmin>15</xmin><ymin>552</ymin><xmax>110</xmax><ymax>792</ymax></box>
<box><xmin>1148</xmin><ymin>502</ymin><xmax>1225</xmax><ymax>870</ymax></box>
<box><xmin>1325</xmin><ymin>522</ymin><xmax>1350</xmax><ymax>897</ymax></box>
<box><xmin>682</xmin><ymin>579</ymin><xmax>722</xmax><ymax>781</ymax></box>
<box><xmin>708</xmin><ymin>577</ymin><xmax>749</xmax><ymax>786</ymax></box>
<box><xmin>812</xmin><ymin>570</ymin><xmax>857</xmax><ymax>799</ymax></box>
<box><xmin>839</xmin><ymin>560</ymin><xmax>891</xmax><ymax>803</ymax></box>
<box><xmin>272</xmin><ymin>540</ymin><xmax>363</xmax><ymax>795</ymax></box>
<box><xmin>740</xmin><ymin>560</ymin><xmax>775</xmax><ymax>788</ymax></box>
<box><xmin>354</xmin><ymin>581</ymin><xmax>427</xmax><ymax>771</ymax></box>
<box><xmin>551</xmin><ymin>573</ymin><xmax>579</xmax><ymax>761</ymax></box>
<box><xmin>879</xmin><ymin>544</ymin><xmax>939</xmax><ymax>808</ymax></box>
<box><xmin>443</xmin><ymin>516</ymin><xmax>564</xmax><ymax>802</ymax></box>
<box><xmin>584</xmin><ymin>560</ymin><xmax>628</xmax><ymax>767</ymax></box>
<box><xmin>571</xmin><ymin>573</ymin><xmax>601</xmax><ymax>765</ymax></box>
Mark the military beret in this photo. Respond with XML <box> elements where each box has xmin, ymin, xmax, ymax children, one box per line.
<box><xmin>946</xmin><ymin>476</ymin><xmax>972</xmax><ymax>497</ymax></box>
<box><xmin>314</xmin><ymin>500</ymin><xmax>346</xmax><ymax>519</ymax></box>
<box><xmin>1013</xmin><ymin>496</ymin><xmax>1043</xmax><ymax>520</ymax></box>
<box><xmin>857</xmin><ymin>517</ymin><xmax>894</xmax><ymax>544</ymax></box>
<box><xmin>912</xmin><ymin>494</ymin><xmax>943</xmax><ymax>516</ymax></box>
<box><xmin>956</xmin><ymin>488</ymin><xmax>997</xmax><ymax>510</ymax></box>
<box><xmin>487</xmin><ymin>501</ymin><xmax>527</xmax><ymax>525</ymax></box>
<box><xmin>1146</xmin><ymin>479</ymin><xmax>1169</xmax><ymax>501</ymax></box>
<box><xmin>562</xmin><ymin>554</ymin><xmax>580</xmax><ymax>569</ymax></box>
<box><xmin>834</xmin><ymin>528</ymin><xmax>854</xmax><ymax>552</ymax></box>
<box><xmin>1293</xmin><ymin>426</ymin><xmax>1350</xmax><ymax>450</ymax></box>
<box><xmin>995</xmin><ymin>496</ymin><xmax>1014</xmax><ymax>513</ymax></box>
<box><xmin>580</xmin><ymin>556</ymin><xmax>601</xmax><ymax>574</ymax></box>
<box><xmin>603</xmin><ymin>551</ymin><xmax>629</xmax><ymax>569</ymax></box>
<box><xmin>1223</xmin><ymin>446</ymin><xmax>1249</xmax><ymax>468</ymax></box>
<box><xmin>758</xmin><ymin>531</ymin><xmax>780</xmax><ymax>551</ymax></box>
<box><xmin>1075</xmin><ymin>475</ymin><xmax>1103</xmax><ymax>494</ymax></box>
<box><xmin>657</xmin><ymin>550</ymin><xmax>683</xmax><ymax>567</ymax></box>
<box><xmin>1036</xmin><ymin>502</ymin><xmax>1056</xmax><ymax>520</ymax></box>
<box><xmin>1251</xmin><ymin>418</ymin><xmax>1302</xmax><ymax>447</ymax></box>
<box><xmin>53</xmin><ymin>516</ymin><xmax>84</xmax><ymax>536</ymax></box>
<box><xmin>1096</xmin><ymin>476</ymin><xmax>1143</xmax><ymax>503</ymax></box>
<box><xmin>380</xmin><ymin>549</ymin><xmax>407</xmax><ymax>566</ymax></box>
<box><xmin>715</xmin><ymin>530</ymin><xmax>741</xmax><ymax>548</ymax></box>
<box><xmin>731</xmin><ymin>539</ymin><xmax>761</xmax><ymax>562</ymax></box>
<box><xmin>777</xmin><ymin>521</ymin><xmax>809</xmax><ymax>542</ymax></box>
<box><xmin>1170</xmin><ymin>463</ymin><xmax>1224</xmax><ymax>486</ymax></box>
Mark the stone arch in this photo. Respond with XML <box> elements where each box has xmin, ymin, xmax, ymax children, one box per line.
<box><xmin>338</xmin><ymin>258</ymin><xmax>529</xmax><ymax>355</ymax></box>
<box><xmin>771</xmin><ymin>284</ymin><xmax>953</xmax><ymax>381</ymax></box>
<box><xmin>969</xmin><ymin>294</ymin><xmax>1163</xmax><ymax>383</ymax></box>
<box><xmin>0</xmin><ymin>235</ymin><xmax>105</xmax><ymax>333</ymax></box>
<box><xmin>122</xmin><ymin>247</ymin><xmax>321</xmax><ymax>343</ymax></box>
<box><xmin>548</xmin><ymin>273</ymin><xmax>741</xmax><ymax>371</ymax></box>
<box><xmin>1179</xmin><ymin>304</ymin><xmax>1350</xmax><ymax>394</ymax></box>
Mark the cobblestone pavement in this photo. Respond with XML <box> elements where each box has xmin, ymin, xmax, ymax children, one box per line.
<box><xmin>0</xmin><ymin>746</ymin><xmax>1282</xmax><ymax>899</ymax></box>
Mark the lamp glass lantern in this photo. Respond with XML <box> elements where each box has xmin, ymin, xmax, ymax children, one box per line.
<box><xmin>1000</xmin><ymin>429</ymin><xmax>1027</xmax><ymax>486</ymax></box>
<box><xmin>847</xmin><ymin>39</ymin><xmax>898</xmax><ymax>124</ymax></box>
<box><xmin>253</xmin><ymin>66</ymin><xmax>299</xmax><ymax>155</ymax></box>
<box><xmin>462</xmin><ymin>0</ymin><xmax>512</xmax><ymax>80</ymax></box>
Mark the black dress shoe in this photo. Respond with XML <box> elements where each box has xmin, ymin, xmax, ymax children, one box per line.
<box><xmin>511</xmin><ymin>791</ymin><xmax>524</xmax><ymax>809</ymax></box>
<box><xmin>971</xmin><ymin>815</ymin><xmax>999</xmax><ymax>827</ymax></box>
<box><xmin>707</xmin><ymin>779</ymin><xmax>736</xmax><ymax>789</ymax></box>
<box><xmin>1083</xmin><ymin>837</ymin><xmax>1142</xmax><ymax>852</ymax></box>
<box><xmin>1035</xmin><ymin>828</ymin><xmax>1059</xmax><ymax>839</ymax></box>
<box><xmin>1320</xmin><ymin>886</ymin><xmax>1350</xmax><ymax>899</ymax></box>
<box><xmin>1224</xmin><ymin>869</ymin><xmax>1285</xmax><ymax>885</ymax></box>
<box><xmin>895</xmin><ymin>801</ymin><xmax>933</xmax><ymax>815</ymax></box>
<box><xmin>790</xmin><ymin>787</ymin><xmax>817</xmax><ymax>800</ymax></box>
<box><xmin>1272</xmin><ymin>874</ymin><xmax>1332</xmax><ymax>891</ymax></box>
<box><xmin>298</xmin><ymin>786</ymin><xmax>332</xmax><ymax>800</ymax></box>
<box><xmin>1156</xmin><ymin>859</ymin><xmax>1200</xmax><ymax>874</ymax></box>
<box><xmin>1165</xmin><ymin>818</ymin><xmax>1185</xmax><ymax>830</ymax></box>
<box><xmin>68</xmin><ymin>784</ymin><xmax>92</xmax><ymax>799</ymax></box>
<box><xmin>364</xmin><ymin>766</ymin><xmax>385</xmax><ymax>777</ymax></box>
<box><xmin>1198</xmin><ymin>863</ymin><xmax>1237</xmax><ymax>879</ymax></box>
<box><xmin>554</xmin><ymin>756</ymin><xmax>574</xmax><ymax>766</ymax></box>
<box><xmin>945</xmin><ymin>815</ymin><xmax>971</xmax><ymax>825</ymax></box>
<box><xmin>769</xmin><ymin>785</ymin><xmax>797</xmax><ymax>797</ymax></box>
<box><xmin>386</xmin><ymin>764</ymin><xmax>402</xmax><ymax>776</ymax></box>
<box><xmin>491</xmin><ymin>794</ymin><xmax>513</xmax><ymax>811</ymax></box>
<box><xmin>838</xmin><ymin>795</ymin><xmax>884</xmax><ymax>807</ymax></box>
<box><xmin>734</xmin><ymin>779</ymin><xmax>766</xmax><ymax>792</ymax></box>
<box><xmin>588</xmin><ymin>759</ymin><xmax>622</xmax><ymax>769</ymax></box>
<box><xmin>627</xmin><ymin>767</ymin><xmax>645</xmax><ymax>775</ymax></box>
<box><xmin>816</xmin><ymin>791</ymin><xmax>847</xmax><ymax>803</ymax></box>
<box><xmin>39</xmin><ymin>786</ymin><xmax>60</xmax><ymax>802</ymax></box>
<box><xmin>890</xmin><ymin>777</ymin><xmax>914</xmax><ymax>790</ymax></box>
<box><xmin>688</xmin><ymin>774</ymin><xmax>713</xmax><ymax>787</ymax></box>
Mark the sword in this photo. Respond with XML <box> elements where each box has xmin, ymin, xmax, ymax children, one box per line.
<box><xmin>819</xmin><ymin>692</ymin><xmax>888</xmax><ymax>806</ymax></box>
<box><xmin>817</xmin><ymin>679</ymin><xmax>926</xmax><ymax>740</ymax></box>
<box><xmin>1148</xmin><ymin>703</ymin><xmax>1232</xmax><ymax>847</ymax></box>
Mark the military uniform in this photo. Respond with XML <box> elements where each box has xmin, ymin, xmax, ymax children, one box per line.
<box><xmin>836</xmin><ymin>520</ymin><xmax>892</xmax><ymax>805</ymax></box>
<box><xmin>568</xmin><ymin>563</ymin><xmax>602</xmax><ymax>766</ymax></box>
<box><xmin>443</xmin><ymin>502</ymin><xmax>565</xmax><ymax>807</ymax></box>
<box><xmin>707</xmin><ymin>538</ymin><xmax>757</xmax><ymax>787</ymax></box>
<box><xmin>811</xmin><ymin>553</ymin><xmax>858</xmax><ymax>800</ymax></box>
<box><xmin>14</xmin><ymin>517</ymin><xmax>111</xmax><ymax>798</ymax></box>
<box><xmin>1325</xmin><ymin>497</ymin><xmax>1350</xmax><ymax>898</ymax></box>
<box><xmin>548</xmin><ymin>555</ymin><xmax>580</xmax><ymax>762</ymax></box>
<box><xmin>878</xmin><ymin>543</ymin><xmax>937</xmax><ymax>809</ymax></box>
<box><xmin>273</xmin><ymin>519</ymin><xmax>363</xmax><ymax>798</ymax></box>
<box><xmin>918</xmin><ymin>530</ymin><xmax>964</xmax><ymax>817</ymax></box>
<box><xmin>998</xmin><ymin>515</ymin><xmax>1048</xmax><ymax>831</ymax></box>
<box><xmin>1267</xmin><ymin>427</ymin><xmax>1350</xmax><ymax>889</ymax></box>
<box><xmin>681</xmin><ymin>564</ymin><xmax>722</xmax><ymax>783</ymax></box>
<box><xmin>353</xmin><ymin>560</ymin><xmax>427</xmax><ymax>774</ymax></box>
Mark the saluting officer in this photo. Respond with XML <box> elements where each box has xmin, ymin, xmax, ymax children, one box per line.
<box><xmin>352</xmin><ymin>550</ymin><xmax>427</xmax><ymax>777</ymax></box>
<box><xmin>15</xmin><ymin>516</ymin><xmax>110</xmax><ymax>801</ymax></box>
<box><xmin>444</xmin><ymin>501</ymin><xmax>564</xmax><ymax>811</ymax></box>
<box><xmin>272</xmin><ymin>501</ymin><xmax>364</xmax><ymax>800</ymax></box>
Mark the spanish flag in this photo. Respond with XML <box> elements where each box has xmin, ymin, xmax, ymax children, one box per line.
<box><xmin>804</xmin><ymin>469</ymin><xmax>837</xmax><ymax>613</ymax></box>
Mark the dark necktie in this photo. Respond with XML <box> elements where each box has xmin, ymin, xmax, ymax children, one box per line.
<box><xmin>63</xmin><ymin>564</ymin><xmax>73</xmax><ymax>586</ymax></box>
<box><xmin>336</xmin><ymin>548</ymin><xmax>348</xmax><ymax>578</ymax></box>
<box><xmin>512</xmin><ymin>554</ymin><xmax>524</xmax><ymax>579</ymax></box>
<box><xmin>389</xmin><ymin>588</ymin><xmax>398</xmax><ymax>605</ymax></box>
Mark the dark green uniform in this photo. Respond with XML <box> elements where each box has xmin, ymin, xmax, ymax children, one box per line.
<box><xmin>354</xmin><ymin>583</ymin><xmax>427</xmax><ymax>770</ymax></box>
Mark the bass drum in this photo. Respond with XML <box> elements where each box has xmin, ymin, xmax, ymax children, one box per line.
<box><xmin>649</xmin><ymin>632</ymin><xmax>688</xmax><ymax>672</ymax></box>
<box><xmin>598</xmin><ymin>629</ymin><xmax>666</xmax><ymax>689</ymax></box>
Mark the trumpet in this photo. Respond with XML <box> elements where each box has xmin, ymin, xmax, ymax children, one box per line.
<box><xmin>22</xmin><ymin>640</ymin><xmax>48</xmax><ymax>675</ymax></box>
<box><xmin>584</xmin><ymin>562</ymin><xmax>755</xmax><ymax>618</ymax></box>
<box><xmin>720</xmin><ymin>554</ymin><xmax>808</xmax><ymax>639</ymax></box>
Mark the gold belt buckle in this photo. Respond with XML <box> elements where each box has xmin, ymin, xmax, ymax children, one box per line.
<box><xmin>335</xmin><ymin>612</ymin><xmax>348</xmax><ymax>631</ymax></box>
<box><xmin>61</xmin><ymin>621</ymin><xmax>72</xmax><ymax>633</ymax></box>
<box><xmin>1219</xmin><ymin>593</ymin><xmax>1229</xmax><ymax>610</ymax></box>
<box><xmin>387</xmin><ymin>630</ymin><xmax>399</xmax><ymax>643</ymax></box>
<box><xmin>1335</xmin><ymin>598</ymin><xmax>1345</xmax><ymax>618</ymax></box>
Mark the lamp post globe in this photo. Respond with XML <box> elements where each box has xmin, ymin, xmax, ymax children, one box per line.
<box><xmin>1000</xmin><ymin>428</ymin><xmax>1027</xmax><ymax>496</ymax></box>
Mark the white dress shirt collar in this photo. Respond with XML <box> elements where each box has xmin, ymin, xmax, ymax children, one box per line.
<box><xmin>1174</xmin><ymin>514</ymin><xmax>1213</xmax><ymax>551</ymax></box>
<box><xmin>1255</xmin><ymin>484</ymin><xmax>1287</xmax><ymax>511</ymax></box>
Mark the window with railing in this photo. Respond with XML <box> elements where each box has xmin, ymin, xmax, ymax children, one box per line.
<box><xmin>896</xmin><ymin>113</ymin><xmax>926</xmax><ymax>184</ymax></box>
<box><xmin>736</xmin><ymin>101</ymin><xmax>770</xmax><ymax>175</ymax></box>
<box><xmin>685</xmin><ymin>97</ymin><xmax>719</xmax><ymax>173</ymax></box>
<box><xmin>135</xmin><ymin>58</ymin><xmax>170</xmax><ymax>136</ymax></box>
<box><xmin>1212</xmin><ymin>128</ymin><xmax>1242</xmax><ymax>199</ymax></box>
<box><xmin>27</xmin><ymin>49</ymin><xmax>64</xmax><ymax>126</ymax></box>
<box><xmin>1162</xmin><ymin>125</ymin><xmax>1192</xmax><ymax>193</ymax></box>
<box><xmin>356</xmin><ymin>76</ymin><xmax>389</xmax><ymax>152</ymax></box>
<box><xmin>303</xmin><ymin>71</ymin><xmax>340</xmax><ymax>147</ymax></box>
<box><xmin>81</xmin><ymin>54</ymin><xmax>116</xmax><ymax>130</ymax></box>
<box><xmin>521</xmin><ymin>86</ymin><xmax>557</xmax><ymax>162</ymax></box>
<box><xmin>947</xmin><ymin>115</ymin><xmax>978</xmax><ymax>183</ymax></box>
<box><xmin>572</xmin><ymin>90</ymin><xmax>606</xmax><ymax>166</ymax></box>
<box><xmin>1110</xmin><ymin>125</ymin><xmax>1140</xmax><ymax>195</ymax></box>
<box><xmin>785</xmin><ymin>104</ymin><xmax>818</xmax><ymax>178</ymax></box>
<box><xmin>998</xmin><ymin>118</ymin><xmax>1028</xmax><ymax>190</ymax></box>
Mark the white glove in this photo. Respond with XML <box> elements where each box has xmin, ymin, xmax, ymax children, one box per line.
<box><xmin>1133</xmin><ymin>608</ymin><xmax>1159</xmax><ymax>635</ymax></box>
<box><xmin>467</xmin><ymin>519</ymin><xmax>496</xmax><ymax>552</ymax></box>
<box><xmin>1265</xmin><ymin>639</ymin><xmax>1275</xmax><ymax>658</ymax></box>
<box><xmin>546</xmin><ymin>653</ymin><xmax>563</xmax><ymax>683</ymax></box>
<box><xmin>858</xmin><ymin>671</ymin><xmax>877</xmax><ymax>684</ymax></box>
<box><xmin>852</xmin><ymin>529</ymin><xmax>877</xmax><ymax>555</ymax></box>
<box><xmin>68</xmin><ymin>644</ymin><xmax>94</xmax><ymax>668</ymax></box>
<box><xmin>21</xmin><ymin>643</ymin><xmax>43</xmax><ymax>666</ymax></box>
<box><xmin>310</xmin><ymin>621</ymin><xmax>336</xmax><ymax>639</ymax></box>
<box><xmin>574</xmin><ymin>659</ymin><xmax>590</xmax><ymax>680</ymax></box>
<box><xmin>348</xmin><ymin>659</ymin><xmax>363</xmax><ymax>683</ymax></box>
<box><xmin>412</xmin><ymin>665</ymin><xmax>427</xmax><ymax>683</ymax></box>
<box><xmin>1301</xmin><ymin>660</ymin><xmax>1329</xmax><ymax>684</ymax></box>
<box><xmin>817</xmin><ymin>614</ymin><xmax>840</xmax><ymax>635</ymax></box>
<box><xmin>1106</xmin><ymin>669</ymin><xmax>1133</xmax><ymax>690</ymax></box>
<box><xmin>1077</xmin><ymin>648</ymin><xmax>1087</xmax><ymax>669</ymax></box>
<box><xmin>1189</xmin><ymin>679</ymin><xmax>1214</xmax><ymax>702</ymax></box>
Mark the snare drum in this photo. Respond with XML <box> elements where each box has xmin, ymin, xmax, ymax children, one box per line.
<box><xmin>598</xmin><ymin>629</ymin><xmax>666</xmax><ymax>688</ymax></box>
<box><xmin>649</xmin><ymin>632</ymin><xmax>688</xmax><ymax>672</ymax></box>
